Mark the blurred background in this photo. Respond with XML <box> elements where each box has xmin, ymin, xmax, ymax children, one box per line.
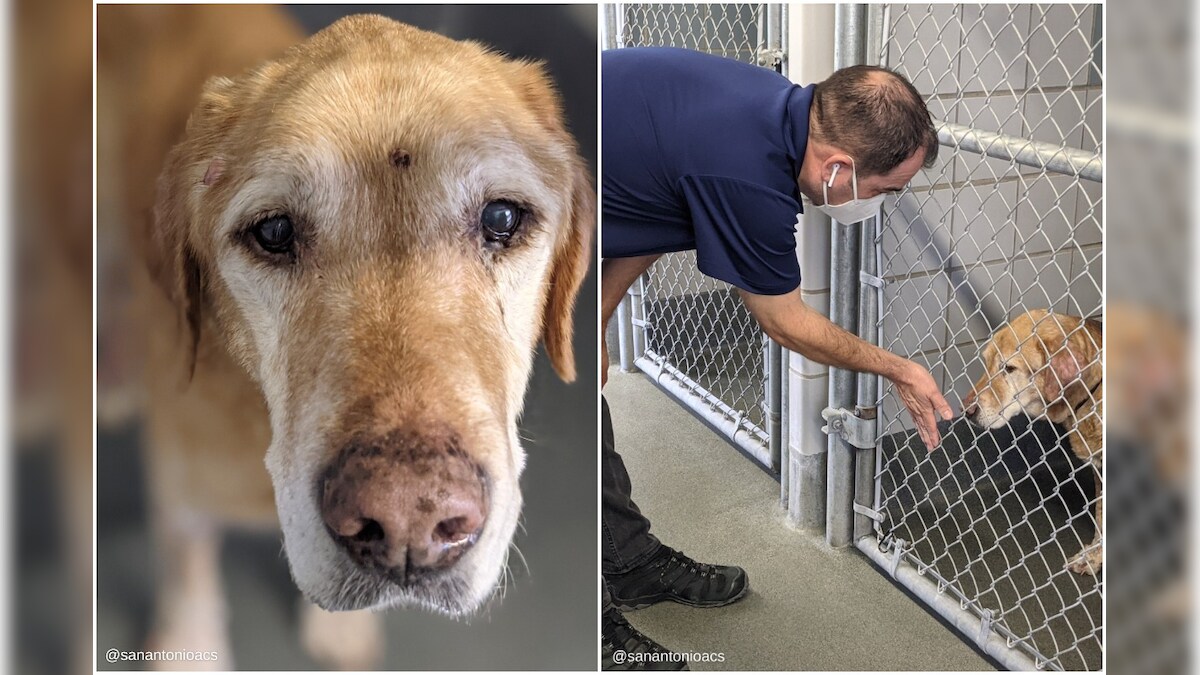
<box><xmin>20</xmin><ymin>2</ymin><xmax>598</xmax><ymax>672</ymax></box>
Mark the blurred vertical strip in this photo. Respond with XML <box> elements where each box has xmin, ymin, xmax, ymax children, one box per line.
<box><xmin>1107</xmin><ymin>0</ymin><xmax>1191</xmax><ymax>673</ymax></box>
<box><xmin>12</xmin><ymin>0</ymin><xmax>93</xmax><ymax>673</ymax></box>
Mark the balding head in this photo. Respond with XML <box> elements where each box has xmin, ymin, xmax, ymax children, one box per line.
<box><xmin>811</xmin><ymin>65</ymin><xmax>939</xmax><ymax>176</ymax></box>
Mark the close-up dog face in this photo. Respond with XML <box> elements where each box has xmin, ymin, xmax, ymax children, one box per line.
<box><xmin>964</xmin><ymin>309</ymin><xmax>1101</xmax><ymax>430</ymax></box>
<box><xmin>150</xmin><ymin>15</ymin><xmax>592</xmax><ymax>614</ymax></box>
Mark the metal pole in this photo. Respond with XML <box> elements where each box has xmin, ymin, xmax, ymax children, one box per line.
<box><xmin>857</xmin><ymin>537</ymin><xmax>1042</xmax><ymax>671</ymax></box>
<box><xmin>616</xmin><ymin>296</ymin><xmax>636</xmax><ymax>372</ymax></box>
<box><xmin>826</xmin><ymin>3</ymin><xmax>868</xmax><ymax>549</ymax></box>
<box><xmin>604</xmin><ymin>3</ymin><xmax>623</xmax><ymax>50</ymax></box>
<box><xmin>853</xmin><ymin>215</ymin><xmax>880</xmax><ymax>541</ymax></box>
<box><xmin>767</xmin><ymin>340</ymin><xmax>783</xmax><ymax>473</ymax></box>
<box><xmin>937</xmin><ymin>121</ymin><xmax>1103</xmax><ymax>182</ymax></box>
<box><xmin>779</xmin><ymin>348</ymin><xmax>791</xmax><ymax>507</ymax></box>
<box><xmin>629</xmin><ymin>275</ymin><xmax>646</xmax><ymax>359</ymax></box>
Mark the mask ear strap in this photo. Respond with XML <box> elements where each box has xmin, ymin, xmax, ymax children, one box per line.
<box><xmin>849</xmin><ymin>158</ymin><xmax>859</xmax><ymax>201</ymax></box>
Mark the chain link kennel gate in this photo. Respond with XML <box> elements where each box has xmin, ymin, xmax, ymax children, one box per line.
<box><xmin>820</xmin><ymin>4</ymin><xmax>1104</xmax><ymax>671</ymax></box>
<box><xmin>605</xmin><ymin>4</ymin><xmax>789</xmax><ymax>472</ymax></box>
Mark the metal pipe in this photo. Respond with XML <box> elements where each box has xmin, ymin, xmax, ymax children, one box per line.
<box><xmin>767</xmin><ymin>340</ymin><xmax>783</xmax><ymax>473</ymax></box>
<box><xmin>826</xmin><ymin>3</ymin><xmax>867</xmax><ymax>549</ymax></box>
<box><xmin>857</xmin><ymin>537</ymin><xmax>1042</xmax><ymax>671</ymax></box>
<box><xmin>616</xmin><ymin>296</ymin><xmax>636</xmax><ymax>372</ymax></box>
<box><xmin>853</xmin><ymin>215</ymin><xmax>880</xmax><ymax>541</ymax></box>
<box><xmin>629</xmin><ymin>275</ymin><xmax>646</xmax><ymax>359</ymax></box>
<box><xmin>779</xmin><ymin>348</ymin><xmax>791</xmax><ymax>508</ymax></box>
<box><xmin>635</xmin><ymin>353</ymin><xmax>773</xmax><ymax>467</ymax></box>
<box><xmin>826</xmin><ymin>218</ymin><xmax>861</xmax><ymax>548</ymax></box>
<box><xmin>937</xmin><ymin>121</ymin><xmax>1103</xmax><ymax>183</ymax></box>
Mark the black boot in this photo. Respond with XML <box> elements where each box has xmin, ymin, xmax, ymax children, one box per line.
<box><xmin>601</xmin><ymin>605</ymin><xmax>689</xmax><ymax>671</ymax></box>
<box><xmin>605</xmin><ymin>545</ymin><xmax>749</xmax><ymax>610</ymax></box>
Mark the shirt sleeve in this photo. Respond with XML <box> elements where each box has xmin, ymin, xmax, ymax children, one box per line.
<box><xmin>677</xmin><ymin>174</ymin><xmax>802</xmax><ymax>295</ymax></box>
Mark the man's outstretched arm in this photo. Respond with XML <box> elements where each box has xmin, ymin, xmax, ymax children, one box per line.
<box><xmin>738</xmin><ymin>287</ymin><xmax>954</xmax><ymax>450</ymax></box>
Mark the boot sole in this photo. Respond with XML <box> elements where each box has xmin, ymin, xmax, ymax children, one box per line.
<box><xmin>611</xmin><ymin>579</ymin><xmax>750</xmax><ymax>611</ymax></box>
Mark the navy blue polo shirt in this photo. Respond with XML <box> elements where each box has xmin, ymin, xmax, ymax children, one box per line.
<box><xmin>602</xmin><ymin>47</ymin><xmax>813</xmax><ymax>295</ymax></box>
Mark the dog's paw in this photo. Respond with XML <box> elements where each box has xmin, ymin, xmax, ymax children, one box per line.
<box><xmin>1066</xmin><ymin>545</ymin><xmax>1103</xmax><ymax>576</ymax></box>
<box><xmin>300</xmin><ymin>603</ymin><xmax>384</xmax><ymax>670</ymax></box>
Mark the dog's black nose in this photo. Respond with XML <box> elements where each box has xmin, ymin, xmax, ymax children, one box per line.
<box><xmin>320</xmin><ymin>432</ymin><xmax>487</xmax><ymax>577</ymax></box>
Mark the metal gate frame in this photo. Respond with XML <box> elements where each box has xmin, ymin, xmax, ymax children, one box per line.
<box><xmin>819</xmin><ymin>4</ymin><xmax>1104</xmax><ymax>671</ymax></box>
<box><xmin>605</xmin><ymin>4</ymin><xmax>790</xmax><ymax>473</ymax></box>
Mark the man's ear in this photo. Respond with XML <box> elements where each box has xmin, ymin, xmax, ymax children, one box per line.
<box><xmin>542</xmin><ymin>160</ymin><xmax>595</xmax><ymax>383</ymax></box>
<box><xmin>146</xmin><ymin>75</ymin><xmax>236</xmax><ymax>380</ymax></box>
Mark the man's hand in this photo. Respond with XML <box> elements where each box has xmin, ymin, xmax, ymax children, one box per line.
<box><xmin>890</xmin><ymin>360</ymin><xmax>955</xmax><ymax>451</ymax></box>
<box><xmin>737</xmin><ymin>289</ymin><xmax>954</xmax><ymax>451</ymax></box>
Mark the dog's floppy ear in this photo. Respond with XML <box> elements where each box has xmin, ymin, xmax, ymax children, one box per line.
<box><xmin>146</xmin><ymin>76</ymin><xmax>236</xmax><ymax>380</ymax></box>
<box><xmin>1033</xmin><ymin>315</ymin><xmax>1093</xmax><ymax>404</ymax></box>
<box><xmin>543</xmin><ymin>160</ymin><xmax>595</xmax><ymax>383</ymax></box>
<box><xmin>501</xmin><ymin>58</ymin><xmax>596</xmax><ymax>382</ymax></box>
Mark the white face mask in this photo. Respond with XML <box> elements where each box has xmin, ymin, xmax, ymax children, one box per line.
<box><xmin>812</xmin><ymin>159</ymin><xmax>885</xmax><ymax>223</ymax></box>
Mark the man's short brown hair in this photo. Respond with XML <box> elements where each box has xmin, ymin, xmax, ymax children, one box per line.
<box><xmin>811</xmin><ymin>65</ymin><xmax>939</xmax><ymax>176</ymax></box>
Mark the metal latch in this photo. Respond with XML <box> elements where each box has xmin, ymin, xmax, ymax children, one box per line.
<box><xmin>756</xmin><ymin>48</ymin><xmax>784</xmax><ymax>70</ymax></box>
<box><xmin>821</xmin><ymin>407</ymin><xmax>876</xmax><ymax>450</ymax></box>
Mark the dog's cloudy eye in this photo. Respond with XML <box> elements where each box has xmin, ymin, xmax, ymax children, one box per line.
<box><xmin>251</xmin><ymin>215</ymin><xmax>295</xmax><ymax>255</ymax></box>
<box><xmin>480</xmin><ymin>201</ymin><xmax>523</xmax><ymax>244</ymax></box>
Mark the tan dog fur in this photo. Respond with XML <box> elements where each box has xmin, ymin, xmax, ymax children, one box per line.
<box><xmin>99</xmin><ymin>8</ymin><xmax>592</xmax><ymax>669</ymax></box>
<box><xmin>965</xmin><ymin>309</ymin><xmax>1103</xmax><ymax>576</ymax></box>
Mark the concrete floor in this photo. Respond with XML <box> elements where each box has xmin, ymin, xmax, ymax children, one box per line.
<box><xmin>605</xmin><ymin>370</ymin><xmax>996</xmax><ymax>672</ymax></box>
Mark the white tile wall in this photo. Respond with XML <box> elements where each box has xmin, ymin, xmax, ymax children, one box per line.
<box><xmin>1007</xmin><ymin>250</ymin><xmax>1075</xmax><ymax>316</ymax></box>
<box><xmin>888</xmin><ymin>3</ymin><xmax>964</xmax><ymax>96</ymax></box>
<box><xmin>1027</xmin><ymin>4</ymin><xmax>1097</xmax><ymax>88</ymax></box>
<box><xmin>881</xmin><ymin>191</ymin><xmax>953</xmax><ymax>276</ymax></box>
<box><xmin>881</xmin><ymin>273</ymin><xmax>950</xmax><ymax>355</ymax></box>
<box><xmin>944</xmin><ymin>260</ymin><xmax>1015</xmax><ymax>344</ymax></box>
<box><xmin>956</xmin><ymin>4</ymin><xmax>1032</xmax><ymax>93</ymax></box>
<box><xmin>1070</xmin><ymin>246</ymin><xmax>1103</xmax><ymax>317</ymax></box>
<box><xmin>950</xmin><ymin>179</ymin><xmax>1018</xmax><ymax>265</ymax></box>
<box><xmin>958</xmin><ymin>93</ymin><xmax>1024</xmax><ymax>138</ymax></box>
<box><xmin>1075</xmin><ymin>178</ymin><xmax>1102</xmax><ymax>247</ymax></box>
<box><xmin>1023</xmin><ymin>87</ymin><xmax>1088</xmax><ymax>149</ymax></box>
<box><xmin>1081</xmin><ymin>87</ymin><xmax>1103</xmax><ymax>152</ymax></box>
<box><xmin>941</xmin><ymin>338</ymin><xmax>988</xmax><ymax>409</ymax></box>
<box><xmin>1014</xmin><ymin>173</ymin><xmax>1079</xmax><ymax>256</ymax></box>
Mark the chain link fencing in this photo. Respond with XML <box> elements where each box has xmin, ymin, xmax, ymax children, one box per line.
<box><xmin>849</xmin><ymin>4</ymin><xmax>1104</xmax><ymax>671</ymax></box>
<box><xmin>606</xmin><ymin>4</ymin><xmax>788</xmax><ymax>471</ymax></box>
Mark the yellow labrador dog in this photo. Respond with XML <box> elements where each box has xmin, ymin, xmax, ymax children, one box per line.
<box><xmin>101</xmin><ymin>9</ymin><xmax>592</xmax><ymax>669</ymax></box>
<box><xmin>963</xmin><ymin>310</ymin><xmax>1103</xmax><ymax>576</ymax></box>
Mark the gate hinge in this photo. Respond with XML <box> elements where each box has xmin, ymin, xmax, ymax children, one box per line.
<box><xmin>821</xmin><ymin>407</ymin><xmax>876</xmax><ymax>450</ymax></box>
<box><xmin>859</xmin><ymin>271</ymin><xmax>885</xmax><ymax>289</ymax></box>
<box><xmin>853</xmin><ymin>503</ymin><xmax>885</xmax><ymax>523</ymax></box>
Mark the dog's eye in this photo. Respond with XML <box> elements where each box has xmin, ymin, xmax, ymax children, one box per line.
<box><xmin>1004</xmin><ymin>364</ymin><xmax>1018</xmax><ymax>374</ymax></box>
<box><xmin>479</xmin><ymin>200</ymin><xmax>523</xmax><ymax>244</ymax></box>
<box><xmin>250</xmin><ymin>215</ymin><xmax>295</xmax><ymax>255</ymax></box>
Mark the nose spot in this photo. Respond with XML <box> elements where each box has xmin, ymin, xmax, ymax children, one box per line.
<box><xmin>319</xmin><ymin>431</ymin><xmax>487</xmax><ymax>579</ymax></box>
<box><xmin>388</xmin><ymin>147</ymin><xmax>412</xmax><ymax>169</ymax></box>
